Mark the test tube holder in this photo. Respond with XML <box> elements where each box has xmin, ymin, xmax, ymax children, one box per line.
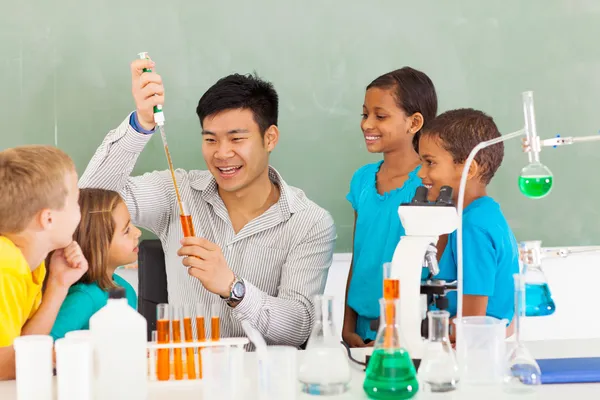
<box><xmin>146</xmin><ymin>337</ymin><xmax>249</xmax><ymax>387</ymax></box>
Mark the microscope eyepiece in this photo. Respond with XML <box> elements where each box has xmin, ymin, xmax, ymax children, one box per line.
<box><xmin>412</xmin><ymin>186</ymin><xmax>429</xmax><ymax>204</ymax></box>
<box><xmin>435</xmin><ymin>186</ymin><xmax>453</xmax><ymax>206</ymax></box>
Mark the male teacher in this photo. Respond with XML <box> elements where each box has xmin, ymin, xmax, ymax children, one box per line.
<box><xmin>80</xmin><ymin>57</ymin><xmax>336</xmax><ymax>347</ymax></box>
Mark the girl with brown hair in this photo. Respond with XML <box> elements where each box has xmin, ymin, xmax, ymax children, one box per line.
<box><xmin>50</xmin><ymin>188</ymin><xmax>142</xmax><ymax>339</ymax></box>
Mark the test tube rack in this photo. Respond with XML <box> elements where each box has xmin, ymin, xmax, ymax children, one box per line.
<box><xmin>146</xmin><ymin>337</ymin><xmax>249</xmax><ymax>387</ymax></box>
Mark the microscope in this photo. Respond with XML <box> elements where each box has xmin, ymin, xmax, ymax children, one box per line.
<box><xmin>390</xmin><ymin>185</ymin><xmax>459</xmax><ymax>360</ymax></box>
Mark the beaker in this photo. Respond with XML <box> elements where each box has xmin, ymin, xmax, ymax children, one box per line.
<box><xmin>520</xmin><ymin>240</ymin><xmax>555</xmax><ymax>316</ymax></box>
<box><xmin>261</xmin><ymin>346</ymin><xmax>298</xmax><ymax>400</ymax></box>
<box><xmin>363</xmin><ymin>298</ymin><xmax>419</xmax><ymax>400</ymax></box>
<box><xmin>455</xmin><ymin>316</ymin><xmax>507</xmax><ymax>386</ymax></box>
<box><xmin>298</xmin><ymin>295</ymin><xmax>351</xmax><ymax>395</ymax></box>
<box><xmin>503</xmin><ymin>273</ymin><xmax>541</xmax><ymax>392</ymax></box>
<box><xmin>202</xmin><ymin>346</ymin><xmax>244</xmax><ymax>400</ymax></box>
<box><xmin>418</xmin><ymin>310</ymin><xmax>459</xmax><ymax>393</ymax></box>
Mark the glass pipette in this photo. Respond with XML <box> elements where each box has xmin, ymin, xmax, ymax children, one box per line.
<box><xmin>137</xmin><ymin>52</ymin><xmax>195</xmax><ymax>237</ymax></box>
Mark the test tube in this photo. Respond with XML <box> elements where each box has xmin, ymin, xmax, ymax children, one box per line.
<box><xmin>156</xmin><ymin>304</ymin><xmax>171</xmax><ymax>381</ymax></box>
<box><xmin>383</xmin><ymin>262</ymin><xmax>399</xmax><ymax>300</ymax></box>
<box><xmin>180</xmin><ymin>202</ymin><xmax>196</xmax><ymax>237</ymax></box>
<box><xmin>196</xmin><ymin>303</ymin><xmax>206</xmax><ymax>379</ymax></box>
<box><xmin>382</xmin><ymin>263</ymin><xmax>398</xmax><ymax>348</ymax></box>
<box><xmin>183</xmin><ymin>305</ymin><xmax>197</xmax><ymax>379</ymax></box>
<box><xmin>171</xmin><ymin>305</ymin><xmax>184</xmax><ymax>380</ymax></box>
<box><xmin>149</xmin><ymin>331</ymin><xmax>157</xmax><ymax>380</ymax></box>
<box><xmin>211</xmin><ymin>303</ymin><xmax>221</xmax><ymax>341</ymax></box>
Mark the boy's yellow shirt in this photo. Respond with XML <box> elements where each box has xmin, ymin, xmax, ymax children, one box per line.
<box><xmin>0</xmin><ymin>236</ymin><xmax>46</xmax><ymax>347</ymax></box>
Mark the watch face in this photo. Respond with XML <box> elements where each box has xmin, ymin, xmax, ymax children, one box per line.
<box><xmin>232</xmin><ymin>281</ymin><xmax>245</xmax><ymax>298</ymax></box>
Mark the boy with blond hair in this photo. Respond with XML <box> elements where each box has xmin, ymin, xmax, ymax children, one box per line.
<box><xmin>0</xmin><ymin>145</ymin><xmax>88</xmax><ymax>380</ymax></box>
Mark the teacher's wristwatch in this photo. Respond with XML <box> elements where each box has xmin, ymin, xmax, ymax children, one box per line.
<box><xmin>223</xmin><ymin>275</ymin><xmax>245</xmax><ymax>307</ymax></box>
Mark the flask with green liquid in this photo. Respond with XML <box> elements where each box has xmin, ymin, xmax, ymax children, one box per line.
<box><xmin>518</xmin><ymin>162</ymin><xmax>553</xmax><ymax>199</ymax></box>
<box><xmin>363</xmin><ymin>298</ymin><xmax>419</xmax><ymax>399</ymax></box>
<box><xmin>519</xmin><ymin>91</ymin><xmax>553</xmax><ymax>199</ymax></box>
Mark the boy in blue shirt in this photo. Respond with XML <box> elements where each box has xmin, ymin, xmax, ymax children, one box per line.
<box><xmin>417</xmin><ymin>108</ymin><xmax>519</xmax><ymax>334</ymax></box>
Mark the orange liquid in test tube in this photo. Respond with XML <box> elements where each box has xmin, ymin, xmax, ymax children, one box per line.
<box><xmin>171</xmin><ymin>315</ymin><xmax>184</xmax><ymax>380</ymax></box>
<box><xmin>196</xmin><ymin>304</ymin><xmax>206</xmax><ymax>379</ymax></box>
<box><xmin>211</xmin><ymin>304</ymin><xmax>220</xmax><ymax>341</ymax></box>
<box><xmin>156</xmin><ymin>318</ymin><xmax>170</xmax><ymax>381</ymax></box>
<box><xmin>183</xmin><ymin>311</ymin><xmax>196</xmax><ymax>379</ymax></box>
<box><xmin>180</xmin><ymin>214</ymin><xmax>195</xmax><ymax>237</ymax></box>
<box><xmin>211</xmin><ymin>317</ymin><xmax>220</xmax><ymax>341</ymax></box>
<box><xmin>383</xmin><ymin>263</ymin><xmax>400</xmax><ymax>348</ymax></box>
<box><xmin>383</xmin><ymin>279</ymin><xmax>400</xmax><ymax>348</ymax></box>
<box><xmin>383</xmin><ymin>279</ymin><xmax>399</xmax><ymax>300</ymax></box>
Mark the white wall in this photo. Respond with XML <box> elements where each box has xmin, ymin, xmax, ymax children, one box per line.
<box><xmin>519</xmin><ymin>251</ymin><xmax>600</xmax><ymax>341</ymax></box>
<box><xmin>116</xmin><ymin>249</ymin><xmax>600</xmax><ymax>341</ymax></box>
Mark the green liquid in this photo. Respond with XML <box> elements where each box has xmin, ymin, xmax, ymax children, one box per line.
<box><xmin>518</xmin><ymin>175</ymin><xmax>553</xmax><ymax>199</ymax></box>
<box><xmin>363</xmin><ymin>348</ymin><xmax>419</xmax><ymax>399</ymax></box>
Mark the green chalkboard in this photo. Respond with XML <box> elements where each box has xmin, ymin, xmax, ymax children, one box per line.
<box><xmin>2</xmin><ymin>0</ymin><xmax>599</xmax><ymax>251</ymax></box>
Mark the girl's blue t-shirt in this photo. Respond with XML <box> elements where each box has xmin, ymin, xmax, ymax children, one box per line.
<box><xmin>346</xmin><ymin>160</ymin><xmax>424</xmax><ymax>341</ymax></box>
<box><xmin>50</xmin><ymin>272</ymin><xmax>137</xmax><ymax>340</ymax></box>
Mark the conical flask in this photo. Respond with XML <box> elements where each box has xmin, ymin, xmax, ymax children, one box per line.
<box><xmin>520</xmin><ymin>240</ymin><xmax>555</xmax><ymax>316</ymax></box>
<box><xmin>418</xmin><ymin>310</ymin><xmax>459</xmax><ymax>392</ymax></box>
<box><xmin>298</xmin><ymin>295</ymin><xmax>351</xmax><ymax>395</ymax></box>
<box><xmin>503</xmin><ymin>273</ymin><xmax>542</xmax><ymax>392</ymax></box>
<box><xmin>363</xmin><ymin>298</ymin><xmax>419</xmax><ymax>400</ymax></box>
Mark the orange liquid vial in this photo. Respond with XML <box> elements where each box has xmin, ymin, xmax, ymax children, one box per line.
<box><xmin>172</xmin><ymin>319</ymin><xmax>184</xmax><ymax>380</ymax></box>
<box><xmin>196</xmin><ymin>316</ymin><xmax>205</xmax><ymax>379</ymax></box>
<box><xmin>211</xmin><ymin>316</ymin><xmax>220</xmax><ymax>341</ymax></box>
<box><xmin>156</xmin><ymin>319</ymin><xmax>170</xmax><ymax>381</ymax></box>
<box><xmin>183</xmin><ymin>317</ymin><xmax>196</xmax><ymax>379</ymax></box>
<box><xmin>180</xmin><ymin>214</ymin><xmax>195</xmax><ymax>237</ymax></box>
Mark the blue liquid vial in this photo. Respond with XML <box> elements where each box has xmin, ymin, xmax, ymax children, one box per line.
<box><xmin>525</xmin><ymin>283</ymin><xmax>555</xmax><ymax>317</ymax></box>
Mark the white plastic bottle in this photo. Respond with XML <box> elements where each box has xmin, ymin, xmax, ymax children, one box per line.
<box><xmin>90</xmin><ymin>287</ymin><xmax>148</xmax><ymax>400</ymax></box>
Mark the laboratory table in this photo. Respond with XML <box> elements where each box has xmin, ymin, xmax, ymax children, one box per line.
<box><xmin>1</xmin><ymin>338</ymin><xmax>600</xmax><ymax>399</ymax></box>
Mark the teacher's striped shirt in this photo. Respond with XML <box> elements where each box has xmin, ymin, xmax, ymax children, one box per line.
<box><xmin>79</xmin><ymin>114</ymin><xmax>336</xmax><ymax>347</ymax></box>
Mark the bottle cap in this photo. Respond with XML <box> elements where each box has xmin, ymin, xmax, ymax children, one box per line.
<box><xmin>109</xmin><ymin>287</ymin><xmax>126</xmax><ymax>299</ymax></box>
